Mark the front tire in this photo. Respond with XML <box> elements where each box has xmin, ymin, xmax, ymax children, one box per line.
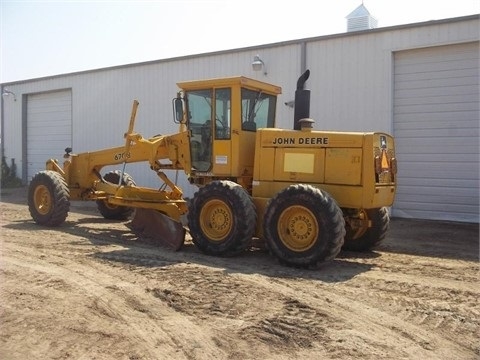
<box><xmin>263</xmin><ymin>184</ymin><xmax>345</xmax><ymax>268</ymax></box>
<box><xmin>96</xmin><ymin>170</ymin><xmax>136</xmax><ymax>220</ymax></box>
<box><xmin>188</xmin><ymin>180</ymin><xmax>256</xmax><ymax>256</ymax></box>
<box><xmin>28</xmin><ymin>170</ymin><xmax>70</xmax><ymax>227</ymax></box>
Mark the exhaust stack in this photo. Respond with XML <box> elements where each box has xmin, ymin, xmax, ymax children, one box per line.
<box><xmin>293</xmin><ymin>69</ymin><xmax>311</xmax><ymax>130</ymax></box>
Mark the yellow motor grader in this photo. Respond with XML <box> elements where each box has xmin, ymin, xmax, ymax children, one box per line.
<box><xmin>28</xmin><ymin>70</ymin><xmax>397</xmax><ymax>268</ymax></box>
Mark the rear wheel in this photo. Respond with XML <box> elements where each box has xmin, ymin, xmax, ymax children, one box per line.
<box><xmin>28</xmin><ymin>170</ymin><xmax>70</xmax><ymax>227</ymax></box>
<box><xmin>188</xmin><ymin>180</ymin><xmax>256</xmax><ymax>256</ymax></box>
<box><xmin>263</xmin><ymin>184</ymin><xmax>345</xmax><ymax>268</ymax></box>
<box><xmin>342</xmin><ymin>207</ymin><xmax>389</xmax><ymax>251</ymax></box>
<box><xmin>96</xmin><ymin>170</ymin><xmax>136</xmax><ymax>220</ymax></box>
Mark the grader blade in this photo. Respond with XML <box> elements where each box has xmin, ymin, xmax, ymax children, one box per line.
<box><xmin>128</xmin><ymin>208</ymin><xmax>186</xmax><ymax>251</ymax></box>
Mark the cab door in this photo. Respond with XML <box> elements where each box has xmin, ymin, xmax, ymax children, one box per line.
<box><xmin>212</xmin><ymin>88</ymin><xmax>232</xmax><ymax>175</ymax></box>
<box><xmin>186</xmin><ymin>88</ymin><xmax>231</xmax><ymax>174</ymax></box>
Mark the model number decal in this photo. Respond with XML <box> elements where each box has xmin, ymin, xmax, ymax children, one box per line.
<box><xmin>114</xmin><ymin>152</ymin><xmax>130</xmax><ymax>161</ymax></box>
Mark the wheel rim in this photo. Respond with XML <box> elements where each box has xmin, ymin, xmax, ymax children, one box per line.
<box><xmin>199</xmin><ymin>199</ymin><xmax>233</xmax><ymax>241</ymax></box>
<box><xmin>278</xmin><ymin>205</ymin><xmax>318</xmax><ymax>251</ymax></box>
<box><xmin>33</xmin><ymin>185</ymin><xmax>52</xmax><ymax>215</ymax></box>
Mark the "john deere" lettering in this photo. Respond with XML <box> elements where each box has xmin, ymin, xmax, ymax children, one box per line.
<box><xmin>272</xmin><ymin>137</ymin><xmax>329</xmax><ymax>145</ymax></box>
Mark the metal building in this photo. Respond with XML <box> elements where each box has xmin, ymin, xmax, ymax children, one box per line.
<box><xmin>1</xmin><ymin>15</ymin><xmax>479</xmax><ymax>223</ymax></box>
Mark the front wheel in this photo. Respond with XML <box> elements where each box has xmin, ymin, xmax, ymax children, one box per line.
<box><xmin>28</xmin><ymin>170</ymin><xmax>70</xmax><ymax>227</ymax></box>
<box><xmin>188</xmin><ymin>180</ymin><xmax>256</xmax><ymax>256</ymax></box>
<box><xmin>96</xmin><ymin>170</ymin><xmax>136</xmax><ymax>220</ymax></box>
<box><xmin>263</xmin><ymin>184</ymin><xmax>345</xmax><ymax>269</ymax></box>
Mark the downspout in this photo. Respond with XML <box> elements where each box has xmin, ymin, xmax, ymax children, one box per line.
<box><xmin>0</xmin><ymin>84</ymin><xmax>4</xmax><ymax>162</ymax></box>
<box><xmin>300</xmin><ymin>41</ymin><xmax>307</xmax><ymax>74</ymax></box>
<box><xmin>22</xmin><ymin>95</ymin><xmax>27</xmax><ymax>184</ymax></box>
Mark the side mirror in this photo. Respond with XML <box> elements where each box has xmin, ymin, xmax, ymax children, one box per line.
<box><xmin>173</xmin><ymin>97</ymin><xmax>184</xmax><ymax>124</ymax></box>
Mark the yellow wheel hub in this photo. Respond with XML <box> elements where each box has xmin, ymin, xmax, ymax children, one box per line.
<box><xmin>278</xmin><ymin>205</ymin><xmax>318</xmax><ymax>251</ymax></box>
<box><xmin>33</xmin><ymin>185</ymin><xmax>52</xmax><ymax>215</ymax></box>
<box><xmin>200</xmin><ymin>199</ymin><xmax>232</xmax><ymax>241</ymax></box>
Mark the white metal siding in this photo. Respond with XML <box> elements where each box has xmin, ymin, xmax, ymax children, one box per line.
<box><xmin>307</xmin><ymin>33</ymin><xmax>393</xmax><ymax>133</ymax></box>
<box><xmin>2</xmin><ymin>16</ymin><xmax>478</xmax><ymax>220</ymax></box>
<box><xmin>393</xmin><ymin>42</ymin><xmax>479</xmax><ymax>223</ymax></box>
<box><xmin>27</xmin><ymin>90</ymin><xmax>72</xmax><ymax>181</ymax></box>
<box><xmin>66</xmin><ymin>45</ymin><xmax>300</xmax><ymax>199</ymax></box>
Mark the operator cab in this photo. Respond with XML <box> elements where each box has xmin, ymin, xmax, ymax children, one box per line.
<box><xmin>174</xmin><ymin>76</ymin><xmax>281</xmax><ymax>182</ymax></box>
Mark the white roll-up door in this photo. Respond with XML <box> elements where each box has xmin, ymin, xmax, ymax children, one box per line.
<box><xmin>27</xmin><ymin>90</ymin><xmax>72</xmax><ymax>182</ymax></box>
<box><xmin>393</xmin><ymin>42</ymin><xmax>479</xmax><ymax>223</ymax></box>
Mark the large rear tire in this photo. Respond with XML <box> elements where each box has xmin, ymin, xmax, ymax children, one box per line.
<box><xmin>342</xmin><ymin>207</ymin><xmax>389</xmax><ymax>251</ymax></box>
<box><xmin>96</xmin><ymin>170</ymin><xmax>136</xmax><ymax>220</ymax></box>
<box><xmin>28</xmin><ymin>170</ymin><xmax>70</xmax><ymax>227</ymax></box>
<box><xmin>263</xmin><ymin>184</ymin><xmax>345</xmax><ymax>269</ymax></box>
<box><xmin>188</xmin><ymin>180</ymin><xmax>256</xmax><ymax>256</ymax></box>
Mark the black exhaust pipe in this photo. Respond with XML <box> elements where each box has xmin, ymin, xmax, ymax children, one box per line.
<box><xmin>293</xmin><ymin>69</ymin><xmax>310</xmax><ymax>130</ymax></box>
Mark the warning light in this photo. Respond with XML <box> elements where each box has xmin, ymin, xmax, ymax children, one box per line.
<box><xmin>381</xmin><ymin>149</ymin><xmax>389</xmax><ymax>171</ymax></box>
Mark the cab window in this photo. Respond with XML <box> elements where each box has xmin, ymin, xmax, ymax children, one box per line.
<box><xmin>241</xmin><ymin>88</ymin><xmax>276</xmax><ymax>131</ymax></box>
<box><xmin>214</xmin><ymin>88</ymin><xmax>231</xmax><ymax>140</ymax></box>
<box><xmin>186</xmin><ymin>89</ymin><xmax>213</xmax><ymax>171</ymax></box>
<box><xmin>185</xmin><ymin>88</ymin><xmax>231</xmax><ymax>171</ymax></box>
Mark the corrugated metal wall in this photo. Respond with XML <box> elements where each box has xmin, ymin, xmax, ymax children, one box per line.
<box><xmin>2</xmin><ymin>44</ymin><xmax>303</xmax><ymax>199</ymax></box>
<box><xmin>1</xmin><ymin>16</ymin><xmax>478</xmax><ymax>221</ymax></box>
<box><xmin>307</xmin><ymin>33</ymin><xmax>393</xmax><ymax>133</ymax></box>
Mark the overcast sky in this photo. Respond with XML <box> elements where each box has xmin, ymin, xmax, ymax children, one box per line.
<box><xmin>1</xmin><ymin>0</ymin><xmax>478</xmax><ymax>83</ymax></box>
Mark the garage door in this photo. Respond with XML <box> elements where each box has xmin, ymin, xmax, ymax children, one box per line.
<box><xmin>393</xmin><ymin>42</ymin><xmax>479</xmax><ymax>223</ymax></box>
<box><xmin>27</xmin><ymin>90</ymin><xmax>72</xmax><ymax>182</ymax></box>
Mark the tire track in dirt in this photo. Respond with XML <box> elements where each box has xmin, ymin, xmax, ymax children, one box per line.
<box><xmin>350</xmin><ymin>251</ymin><xmax>479</xmax><ymax>283</ymax></box>
<box><xmin>337</xmin><ymin>250</ymin><xmax>479</xmax><ymax>351</ymax></box>
<box><xmin>96</xmin><ymin>252</ymin><xmax>477</xmax><ymax>359</ymax></box>
<box><xmin>247</xmin><ymin>269</ymin><xmax>479</xmax><ymax>359</ymax></box>
<box><xmin>139</xmin><ymin>268</ymin><xmax>335</xmax><ymax>358</ymax></box>
<box><xmin>2</xmin><ymin>244</ymin><xmax>229</xmax><ymax>360</ymax></box>
<box><xmin>4</xmin><ymin>237</ymin><xmax>322</xmax><ymax>359</ymax></box>
<box><xmin>11</xmin><ymin>229</ymin><xmax>477</xmax><ymax>359</ymax></box>
<box><xmin>87</xmin><ymin>249</ymin><xmax>423</xmax><ymax>358</ymax></box>
<box><xmin>1</xmin><ymin>194</ymin><xmax>478</xmax><ymax>359</ymax></box>
<box><xmin>84</xmin><ymin>246</ymin><xmax>342</xmax><ymax>358</ymax></box>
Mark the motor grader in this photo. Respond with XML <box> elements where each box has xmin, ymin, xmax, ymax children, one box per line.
<box><xmin>28</xmin><ymin>70</ymin><xmax>397</xmax><ymax>268</ymax></box>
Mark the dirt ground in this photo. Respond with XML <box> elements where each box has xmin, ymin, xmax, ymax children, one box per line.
<box><xmin>0</xmin><ymin>187</ymin><xmax>478</xmax><ymax>360</ymax></box>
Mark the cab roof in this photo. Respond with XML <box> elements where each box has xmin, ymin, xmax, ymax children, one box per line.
<box><xmin>177</xmin><ymin>76</ymin><xmax>282</xmax><ymax>95</ymax></box>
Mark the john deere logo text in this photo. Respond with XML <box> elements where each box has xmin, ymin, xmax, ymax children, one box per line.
<box><xmin>272</xmin><ymin>137</ymin><xmax>329</xmax><ymax>145</ymax></box>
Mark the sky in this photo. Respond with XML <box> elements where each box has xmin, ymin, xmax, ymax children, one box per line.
<box><xmin>1</xmin><ymin>0</ymin><xmax>479</xmax><ymax>83</ymax></box>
